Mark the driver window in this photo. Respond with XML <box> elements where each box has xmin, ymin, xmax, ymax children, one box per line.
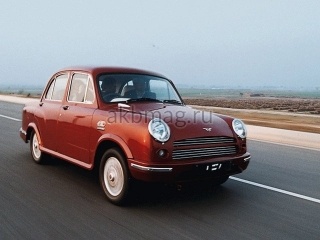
<box><xmin>86</xmin><ymin>79</ymin><xmax>95</xmax><ymax>103</ymax></box>
<box><xmin>68</xmin><ymin>74</ymin><xmax>94</xmax><ymax>103</ymax></box>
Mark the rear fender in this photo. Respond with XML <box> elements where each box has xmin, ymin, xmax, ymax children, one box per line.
<box><xmin>26</xmin><ymin>123</ymin><xmax>42</xmax><ymax>147</ymax></box>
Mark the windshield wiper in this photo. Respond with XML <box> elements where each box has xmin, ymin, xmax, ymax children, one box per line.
<box><xmin>163</xmin><ymin>99</ymin><xmax>183</xmax><ymax>105</ymax></box>
<box><xmin>126</xmin><ymin>98</ymin><xmax>163</xmax><ymax>103</ymax></box>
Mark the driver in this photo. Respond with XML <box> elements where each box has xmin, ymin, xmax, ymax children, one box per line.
<box><xmin>101</xmin><ymin>78</ymin><xmax>119</xmax><ymax>102</ymax></box>
<box><xmin>124</xmin><ymin>79</ymin><xmax>156</xmax><ymax>99</ymax></box>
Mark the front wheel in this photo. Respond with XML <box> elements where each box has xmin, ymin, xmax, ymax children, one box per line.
<box><xmin>99</xmin><ymin>148</ymin><xmax>130</xmax><ymax>205</ymax></box>
<box><xmin>30</xmin><ymin>130</ymin><xmax>46</xmax><ymax>164</ymax></box>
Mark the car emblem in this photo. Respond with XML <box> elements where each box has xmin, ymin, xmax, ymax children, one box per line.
<box><xmin>97</xmin><ymin>121</ymin><xmax>106</xmax><ymax>131</ymax></box>
<box><xmin>203</xmin><ymin>128</ymin><xmax>212</xmax><ymax>132</ymax></box>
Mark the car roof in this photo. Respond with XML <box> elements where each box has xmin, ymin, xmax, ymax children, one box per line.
<box><xmin>59</xmin><ymin>66</ymin><xmax>167</xmax><ymax>79</ymax></box>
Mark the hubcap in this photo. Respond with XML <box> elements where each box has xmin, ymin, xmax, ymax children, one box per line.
<box><xmin>32</xmin><ymin>134</ymin><xmax>41</xmax><ymax>159</ymax></box>
<box><xmin>109</xmin><ymin>173</ymin><xmax>115</xmax><ymax>181</ymax></box>
<box><xmin>104</xmin><ymin>157</ymin><xmax>124</xmax><ymax>197</ymax></box>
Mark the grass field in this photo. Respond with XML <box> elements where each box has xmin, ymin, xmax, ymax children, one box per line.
<box><xmin>178</xmin><ymin>87</ymin><xmax>320</xmax><ymax>99</ymax></box>
<box><xmin>181</xmin><ymin>89</ymin><xmax>320</xmax><ymax>134</ymax></box>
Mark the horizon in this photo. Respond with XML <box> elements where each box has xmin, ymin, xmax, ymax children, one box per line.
<box><xmin>0</xmin><ymin>82</ymin><xmax>319</xmax><ymax>91</ymax></box>
<box><xmin>1</xmin><ymin>83</ymin><xmax>319</xmax><ymax>100</ymax></box>
<box><xmin>2</xmin><ymin>79</ymin><xmax>319</xmax><ymax>90</ymax></box>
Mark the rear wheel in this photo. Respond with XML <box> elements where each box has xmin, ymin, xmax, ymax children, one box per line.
<box><xmin>99</xmin><ymin>148</ymin><xmax>130</xmax><ymax>205</ymax></box>
<box><xmin>30</xmin><ymin>130</ymin><xmax>46</xmax><ymax>164</ymax></box>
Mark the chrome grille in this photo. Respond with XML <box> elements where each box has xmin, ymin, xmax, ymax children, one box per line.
<box><xmin>173</xmin><ymin>136</ymin><xmax>235</xmax><ymax>147</ymax></box>
<box><xmin>172</xmin><ymin>146</ymin><xmax>237</xmax><ymax>160</ymax></box>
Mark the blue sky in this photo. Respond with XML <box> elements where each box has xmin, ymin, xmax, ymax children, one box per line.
<box><xmin>1</xmin><ymin>0</ymin><xmax>319</xmax><ymax>89</ymax></box>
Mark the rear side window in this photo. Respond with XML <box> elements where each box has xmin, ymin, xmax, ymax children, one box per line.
<box><xmin>45</xmin><ymin>74</ymin><xmax>68</xmax><ymax>101</ymax></box>
<box><xmin>45</xmin><ymin>80</ymin><xmax>55</xmax><ymax>99</ymax></box>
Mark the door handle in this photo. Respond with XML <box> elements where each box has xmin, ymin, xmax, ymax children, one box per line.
<box><xmin>62</xmin><ymin>105</ymin><xmax>69</xmax><ymax>110</ymax></box>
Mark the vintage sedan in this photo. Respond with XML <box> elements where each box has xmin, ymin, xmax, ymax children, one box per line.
<box><xmin>20</xmin><ymin>66</ymin><xmax>251</xmax><ymax>204</ymax></box>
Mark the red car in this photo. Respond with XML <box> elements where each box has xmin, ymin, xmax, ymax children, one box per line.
<box><xmin>20</xmin><ymin>66</ymin><xmax>250</xmax><ymax>204</ymax></box>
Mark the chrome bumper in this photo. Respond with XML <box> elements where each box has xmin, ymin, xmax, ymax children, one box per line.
<box><xmin>130</xmin><ymin>163</ymin><xmax>173</xmax><ymax>172</ymax></box>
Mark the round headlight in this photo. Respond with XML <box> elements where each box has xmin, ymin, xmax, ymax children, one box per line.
<box><xmin>232</xmin><ymin>119</ymin><xmax>247</xmax><ymax>139</ymax></box>
<box><xmin>148</xmin><ymin>118</ymin><xmax>170</xmax><ymax>142</ymax></box>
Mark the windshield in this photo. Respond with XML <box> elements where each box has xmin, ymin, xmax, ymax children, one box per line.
<box><xmin>97</xmin><ymin>73</ymin><xmax>183</xmax><ymax>104</ymax></box>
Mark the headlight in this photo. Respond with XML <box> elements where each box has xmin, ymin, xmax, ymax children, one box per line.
<box><xmin>232</xmin><ymin>119</ymin><xmax>247</xmax><ymax>139</ymax></box>
<box><xmin>148</xmin><ymin>118</ymin><xmax>170</xmax><ymax>142</ymax></box>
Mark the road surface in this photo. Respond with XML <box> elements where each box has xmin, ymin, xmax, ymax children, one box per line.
<box><xmin>0</xmin><ymin>101</ymin><xmax>319</xmax><ymax>239</ymax></box>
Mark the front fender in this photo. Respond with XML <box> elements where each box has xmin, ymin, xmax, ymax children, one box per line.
<box><xmin>97</xmin><ymin>133</ymin><xmax>133</xmax><ymax>159</ymax></box>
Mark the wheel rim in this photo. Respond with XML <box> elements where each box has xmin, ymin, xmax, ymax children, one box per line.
<box><xmin>103</xmin><ymin>157</ymin><xmax>124</xmax><ymax>197</ymax></box>
<box><xmin>32</xmin><ymin>133</ymin><xmax>41</xmax><ymax>160</ymax></box>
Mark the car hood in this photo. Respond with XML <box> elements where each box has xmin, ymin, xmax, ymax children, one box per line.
<box><xmin>114</xmin><ymin>102</ymin><xmax>235</xmax><ymax>140</ymax></box>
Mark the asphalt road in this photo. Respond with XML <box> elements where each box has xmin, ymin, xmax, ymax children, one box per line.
<box><xmin>1</xmin><ymin>101</ymin><xmax>319</xmax><ymax>240</ymax></box>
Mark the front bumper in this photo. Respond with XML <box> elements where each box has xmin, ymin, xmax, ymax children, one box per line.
<box><xmin>19</xmin><ymin>127</ymin><xmax>27</xmax><ymax>142</ymax></box>
<box><xmin>128</xmin><ymin>152</ymin><xmax>251</xmax><ymax>183</ymax></box>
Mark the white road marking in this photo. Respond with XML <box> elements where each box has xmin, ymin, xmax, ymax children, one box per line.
<box><xmin>0</xmin><ymin>114</ymin><xmax>21</xmax><ymax>122</ymax></box>
<box><xmin>230</xmin><ymin>176</ymin><xmax>320</xmax><ymax>204</ymax></box>
<box><xmin>250</xmin><ymin>138</ymin><xmax>320</xmax><ymax>152</ymax></box>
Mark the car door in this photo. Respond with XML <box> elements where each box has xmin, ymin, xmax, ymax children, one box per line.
<box><xmin>36</xmin><ymin>73</ymin><xmax>69</xmax><ymax>152</ymax></box>
<box><xmin>56</xmin><ymin>73</ymin><xmax>97</xmax><ymax>164</ymax></box>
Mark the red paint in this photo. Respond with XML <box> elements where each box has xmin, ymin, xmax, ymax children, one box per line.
<box><xmin>20</xmin><ymin>66</ymin><xmax>250</xmax><ymax>183</ymax></box>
